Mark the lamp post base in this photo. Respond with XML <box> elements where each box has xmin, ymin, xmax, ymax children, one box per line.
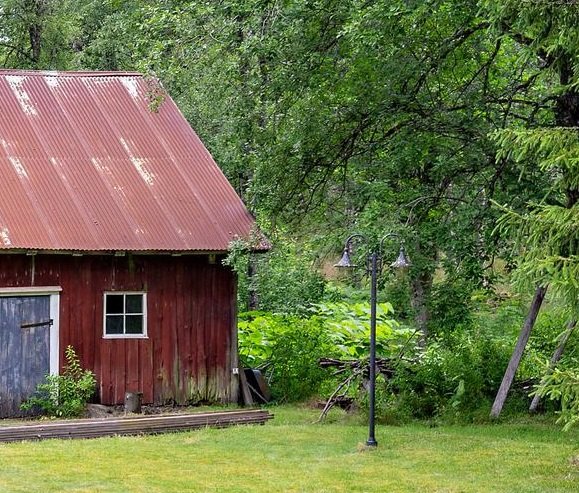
<box><xmin>366</xmin><ymin>438</ymin><xmax>378</xmax><ymax>447</ymax></box>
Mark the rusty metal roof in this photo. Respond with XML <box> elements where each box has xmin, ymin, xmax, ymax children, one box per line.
<box><xmin>0</xmin><ymin>70</ymin><xmax>263</xmax><ymax>253</ymax></box>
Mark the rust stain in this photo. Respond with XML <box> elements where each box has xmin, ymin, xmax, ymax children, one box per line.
<box><xmin>0</xmin><ymin>69</ymin><xmax>264</xmax><ymax>252</ymax></box>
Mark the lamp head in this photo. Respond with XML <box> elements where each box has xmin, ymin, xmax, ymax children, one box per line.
<box><xmin>334</xmin><ymin>247</ymin><xmax>355</xmax><ymax>268</ymax></box>
<box><xmin>390</xmin><ymin>246</ymin><xmax>411</xmax><ymax>269</ymax></box>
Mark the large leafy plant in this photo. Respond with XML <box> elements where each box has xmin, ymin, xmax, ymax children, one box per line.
<box><xmin>237</xmin><ymin>302</ymin><xmax>414</xmax><ymax>403</ymax></box>
<box><xmin>312</xmin><ymin>302</ymin><xmax>413</xmax><ymax>359</ymax></box>
<box><xmin>237</xmin><ymin>311</ymin><xmax>335</xmax><ymax>402</ymax></box>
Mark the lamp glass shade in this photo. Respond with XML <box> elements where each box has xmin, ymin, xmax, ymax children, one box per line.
<box><xmin>390</xmin><ymin>247</ymin><xmax>411</xmax><ymax>269</ymax></box>
<box><xmin>334</xmin><ymin>248</ymin><xmax>354</xmax><ymax>268</ymax></box>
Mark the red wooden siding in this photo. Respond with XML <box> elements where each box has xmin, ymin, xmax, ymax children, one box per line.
<box><xmin>0</xmin><ymin>255</ymin><xmax>238</xmax><ymax>405</ymax></box>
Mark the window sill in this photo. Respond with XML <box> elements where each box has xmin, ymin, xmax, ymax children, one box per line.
<box><xmin>102</xmin><ymin>334</ymin><xmax>149</xmax><ymax>340</ymax></box>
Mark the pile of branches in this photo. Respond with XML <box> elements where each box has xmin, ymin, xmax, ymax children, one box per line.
<box><xmin>317</xmin><ymin>356</ymin><xmax>414</xmax><ymax>421</ymax></box>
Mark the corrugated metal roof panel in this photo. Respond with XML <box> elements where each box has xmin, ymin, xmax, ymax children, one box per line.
<box><xmin>0</xmin><ymin>70</ymin><xmax>264</xmax><ymax>252</ymax></box>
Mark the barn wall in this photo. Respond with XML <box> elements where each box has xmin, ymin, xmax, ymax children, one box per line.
<box><xmin>0</xmin><ymin>254</ymin><xmax>239</xmax><ymax>405</ymax></box>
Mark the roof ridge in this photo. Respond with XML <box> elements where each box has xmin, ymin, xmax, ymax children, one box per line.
<box><xmin>0</xmin><ymin>69</ymin><xmax>143</xmax><ymax>78</ymax></box>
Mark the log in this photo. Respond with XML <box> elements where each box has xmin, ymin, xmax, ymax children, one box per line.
<box><xmin>490</xmin><ymin>285</ymin><xmax>547</xmax><ymax>418</ymax></box>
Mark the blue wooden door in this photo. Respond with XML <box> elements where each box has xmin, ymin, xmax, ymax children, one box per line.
<box><xmin>0</xmin><ymin>296</ymin><xmax>51</xmax><ymax>417</ymax></box>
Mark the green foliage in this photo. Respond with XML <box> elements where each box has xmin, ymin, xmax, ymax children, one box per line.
<box><xmin>237</xmin><ymin>301</ymin><xmax>412</xmax><ymax>402</ymax></box>
<box><xmin>312</xmin><ymin>301</ymin><xmax>412</xmax><ymax>358</ymax></box>
<box><xmin>253</xmin><ymin>243</ymin><xmax>326</xmax><ymax>315</ymax></box>
<box><xmin>534</xmin><ymin>366</ymin><xmax>579</xmax><ymax>431</ymax></box>
<box><xmin>427</xmin><ymin>280</ymin><xmax>476</xmax><ymax>337</ymax></box>
<box><xmin>21</xmin><ymin>345</ymin><xmax>96</xmax><ymax>418</ymax></box>
<box><xmin>237</xmin><ymin>311</ymin><xmax>277</xmax><ymax>369</ymax></box>
<box><xmin>268</xmin><ymin>318</ymin><xmax>335</xmax><ymax>403</ymax></box>
<box><xmin>225</xmin><ymin>237</ymin><xmax>326</xmax><ymax>314</ymax></box>
<box><xmin>0</xmin><ymin>0</ymin><xmax>81</xmax><ymax>69</ymax></box>
<box><xmin>529</xmin><ymin>309</ymin><xmax>579</xmax><ymax>366</ymax></box>
<box><xmin>238</xmin><ymin>298</ymin><xmax>574</xmax><ymax>421</ymax></box>
<box><xmin>375</xmin><ymin>300</ymin><xmax>579</xmax><ymax>423</ymax></box>
<box><xmin>238</xmin><ymin>311</ymin><xmax>335</xmax><ymax>402</ymax></box>
<box><xmin>493</xmin><ymin>128</ymin><xmax>579</xmax><ymax>313</ymax></box>
<box><xmin>389</xmin><ymin>333</ymin><xmax>514</xmax><ymax>421</ymax></box>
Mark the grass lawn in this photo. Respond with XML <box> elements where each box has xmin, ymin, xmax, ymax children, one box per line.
<box><xmin>0</xmin><ymin>406</ymin><xmax>577</xmax><ymax>492</ymax></box>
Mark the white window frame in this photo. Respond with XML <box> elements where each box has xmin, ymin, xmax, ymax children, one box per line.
<box><xmin>103</xmin><ymin>291</ymin><xmax>147</xmax><ymax>339</ymax></box>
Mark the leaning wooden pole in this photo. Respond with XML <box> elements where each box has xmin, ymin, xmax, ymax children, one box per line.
<box><xmin>490</xmin><ymin>285</ymin><xmax>548</xmax><ymax>418</ymax></box>
<box><xmin>529</xmin><ymin>319</ymin><xmax>577</xmax><ymax>413</ymax></box>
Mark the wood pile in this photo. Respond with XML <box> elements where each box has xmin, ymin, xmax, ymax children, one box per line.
<box><xmin>0</xmin><ymin>409</ymin><xmax>273</xmax><ymax>443</ymax></box>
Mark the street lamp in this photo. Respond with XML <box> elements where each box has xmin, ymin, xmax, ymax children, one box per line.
<box><xmin>335</xmin><ymin>233</ymin><xmax>410</xmax><ymax>447</ymax></box>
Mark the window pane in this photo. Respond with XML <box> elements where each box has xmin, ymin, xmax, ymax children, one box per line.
<box><xmin>125</xmin><ymin>315</ymin><xmax>143</xmax><ymax>334</ymax></box>
<box><xmin>106</xmin><ymin>315</ymin><xmax>124</xmax><ymax>334</ymax></box>
<box><xmin>125</xmin><ymin>295</ymin><xmax>143</xmax><ymax>314</ymax></box>
<box><xmin>106</xmin><ymin>295</ymin><xmax>124</xmax><ymax>314</ymax></box>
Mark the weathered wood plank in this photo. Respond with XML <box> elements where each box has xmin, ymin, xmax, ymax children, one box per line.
<box><xmin>0</xmin><ymin>409</ymin><xmax>273</xmax><ymax>442</ymax></box>
<box><xmin>0</xmin><ymin>296</ymin><xmax>50</xmax><ymax>417</ymax></box>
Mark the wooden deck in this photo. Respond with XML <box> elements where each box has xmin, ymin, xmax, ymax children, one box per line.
<box><xmin>0</xmin><ymin>409</ymin><xmax>273</xmax><ymax>442</ymax></box>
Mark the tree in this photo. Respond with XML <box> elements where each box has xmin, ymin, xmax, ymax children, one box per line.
<box><xmin>10</xmin><ymin>0</ymin><xmax>568</xmax><ymax>346</ymax></box>
<box><xmin>481</xmin><ymin>0</ymin><xmax>579</xmax><ymax>417</ymax></box>
<box><xmin>0</xmin><ymin>0</ymin><xmax>78</xmax><ymax>69</ymax></box>
<box><xmin>68</xmin><ymin>0</ymin><xmax>553</xmax><ymax>343</ymax></box>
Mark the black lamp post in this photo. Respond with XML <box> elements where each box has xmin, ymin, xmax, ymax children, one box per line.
<box><xmin>335</xmin><ymin>233</ymin><xmax>410</xmax><ymax>447</ymax></box>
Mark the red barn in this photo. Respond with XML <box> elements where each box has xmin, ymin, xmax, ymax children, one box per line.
<box><xmin>0</xmin><ymin>70</ymin><xmax>263</xmax><ymax>416</ymax></box>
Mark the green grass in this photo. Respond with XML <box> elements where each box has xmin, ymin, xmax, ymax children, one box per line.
<box><xmin>0</xmin><ymin>406</ymin><xmax>577</xmax><ymax>492</ymax></box>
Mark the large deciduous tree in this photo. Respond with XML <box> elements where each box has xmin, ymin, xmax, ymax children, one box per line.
<box><xmin>4</xmin><ymin>0</ymin><xmax>573</xmax><ymax>347</ymax></box>
<box><xmin>0</xmin><ymin>0</ymin><xmax>78</xmax><ymax>68</ymax></box>
<box><xmin>65</xmin><ymin>0</ymin><xmax>553</xmax><ymax>342</ymax></box>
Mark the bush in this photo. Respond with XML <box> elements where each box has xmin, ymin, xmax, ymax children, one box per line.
<box><xmin>268</xmin><ymin>318</ymin><xmax>336</xmax><ymax>402</ymax></box>
<box><xmin>238</xmin><ymin>296</ymin><xmax>565</xmax><ymax>423</ymax></box>
<box><xmin>528</xmin><ymin>309</ymin><xmax>579</xmax><ymax>368</ymax></box>
<box><xmin>254</xmin><ymin>243</ymin><xmax>326</xmax><ymax>315</ymax></box>
<box><xmin>238</xmin><ymin>312</ymin><xmax>336</xmax><ymax>402</ymax></box>
<box><xmin>386</xmin><ymin>333</ymin><xmax>514</xmax><ymax>421</ymax></box>
<box><xmin>21</xmin><ymin>345</ymin><xmax>96</xmax><ymax>418</ymax></box>
<box><xmin>427</xmin><ymin>280</ymin><xmax>476</xmax><ymax>338</ymax></box>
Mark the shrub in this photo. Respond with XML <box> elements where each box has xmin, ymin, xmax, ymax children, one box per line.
<box><xmin>312</xmin><ymin>301</ymin><xmax>413</xmax><ymax>358</ymax></box>
<box><xmin>21</xmin><ymin>345</ymin><xmax>96</xmax><ymax>418</ymax></box>
<box><xmin>268</xmin><ymin>317</ymin><xmax>335</xmax><ymax>402</ymax></box>
<box><xmin>427</xmin><ymin>280</ymin><xmax>475</xmax><ymax>338</ymax></box>
<box><xmin>528</xmin><ymin>309</ymin><xmax>579</xmax><ymax>368</ymax></box>
<box><xmin>386</xmin><ymin>333</ymin><xmax>514</xmax><ymax>421</ymax></box>
<box><xmin>254</xmin><ymin>244</ymin><xmax>326</xmax><ymax>315</ymax></box>
<box><xmin>238</xmin><ymin>312</ymin><xmax>336</xmax><ymax>402</ymax></box>
<box><xmin>238</xmin><ymin>302</ymin><xmax>414</xmax><ymax>404</ymax></box>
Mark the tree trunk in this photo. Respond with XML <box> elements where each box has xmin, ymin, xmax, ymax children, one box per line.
<box><xmin>247</xmin><ymin>254</ymin><xmax>259</xmax><ymax>310</ymax></box>
<box><xmin>529</xmin><ymin>319</ymin><xmax>577</xmax><ymax>413</ymax></box>
<box><xmin>490</xmin><ymin>285</ymin><xmax>548</xmax><ymax>418</ymax></box>
<box><xmin>25</xmin><ymin>0</ymin><xmax>47</xmax><ymax>66</ymax></box>
<box><xmin>410</xmin><ymin>270</ymin><xmax>433</xmax><ymax>347</ymax></box>
<box><xmin>555</xmin><ymin>55</ymin><xmax>579</xmax><ymax>208</ymax></box>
